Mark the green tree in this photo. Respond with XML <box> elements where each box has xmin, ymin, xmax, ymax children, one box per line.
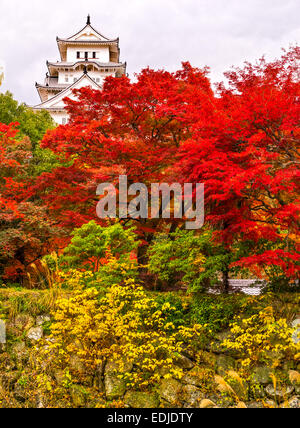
<box><xmin>0</xmin><ymin>91</ymin><xmax>54</xmax><ymax>147</ymax></box>
<box><xmin>147</xmin><ymin>229</ymin><xmax>232</xmax><ymax>292</ymax></box>
<box><xmin>0</xmin><ymin>91</ymin><xmax>61</xmax><ymax>175</ymax></box>
<box><xmin>61</xmin><ymin>221</ymin><xmax>139</xmax><ymax>273</ymax></box>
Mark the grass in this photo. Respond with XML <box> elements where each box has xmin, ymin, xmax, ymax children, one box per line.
<box><xmin>0</xmin><ymin>287</ymin><xmax>61</xmax><ymax>319</ymax></box>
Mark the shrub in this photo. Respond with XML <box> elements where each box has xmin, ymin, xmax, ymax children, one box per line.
<box><xmin>60</xmin><ymin>221</ymin><xmax>139</xmax><ymax>273</ymax></box>
<box><xmin>153</xmin><ymin>292</ymin><xmax>190</xmax><ymax>328</ymax></box>
<box><xmin>147</xmin><ymin>229</ymin><xmax>227</xmax><ymax>292</ymax></box>
<box><xmin>57</xmin><ymin>222</ymin><xmax>139</xmax><ymax>290</ymax></box>
<box><xmin>32</xmin><ymin>279</ymin><xmax>203</xmax><ymax>401</ymax></box>
<box><xmin>190</xmin><ymin>294</ymin><xmax>248</xmax><ymax>332</ymax></box>
<box><xmin>222</xmin><ymin>306</ymin><xmax>300</xmax><ymax>370</ymax></box>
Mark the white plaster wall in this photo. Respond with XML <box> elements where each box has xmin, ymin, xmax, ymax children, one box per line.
<box><xmin>58</xmin><ymin>69</ymin><xmax>86</xmax><ymax>85</ymax></box>
<box><xmin>66</xmin><ymin>46</ymin><xmax>110</xmax><ymax>63</ymax></box>
<box><xmin>58</xmin><ymin>69</ymin><xmax>113</xmax><ymax>85</ymax></box>
<box><xmin>50</xmin><ymin>111</ymin><xmax>69</xmax><ymax>125</ymax></box>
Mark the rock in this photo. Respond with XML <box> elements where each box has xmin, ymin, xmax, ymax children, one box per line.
<box><xmin>226</xmin><ymin>372</ymin><xmax>248</xmax><ymax>401</ymax></box>
<box><xmin>13</xmin><ymin>314</ymin><xmax>35</xmax><ymax>332</ymax></box>
<box><xmin>264</xmin><ymin>399</ymin><xmax>277</xmax><ymax>408</ymax></box>
<box><xmin>216</xmin><ymin>354</ymin><xmax>236</xmax><ymax>375</ymax></box>
<box><xmin>26</xmin><ymin>326</ymin><xmax>43</xmax><ymax>341</ymax></box>
<box><xmin>14</xmin><ymin>382</ymin><xmax>27</xmax><ymax>403</ymax></box>
<box><xmin>174</xmin><ymin>354</ymin><xmax>194</xmax><ymax>370</ymax></box>
<box><xmin>124</xmin><ymin>391</ymin><xmax>159</xmax><ymax>408</ymax></box>
<box><xmin>182</xmin><ymin>367</ymin><xmax>213</xmax><ymax>388</ymax></box>
<box><xmin>253</xmin><ymin>366</ymin><xmax>273</xmax><ymax>385</ymax></box>
<box><xmin>36</xmin><ymin>315</ymin><xmax>51</xmax><ymax>326</ymax></box>
<box><xmin>11</xmin><ymin>341</ymin><xmax>28</xmax><ymax>367</ymax></box>
<box><xmin>181</xmin><ymin>384</ymin><xmax>203</xmax><ymax>407</ymax></box>
<box><xmin>36</xmin><ymin>395</ymin><xmax>45</xmax><ymax>408</ymax></box>
<box><xmin>197</xmin><ymin>350</ymin><xmax>217</xmax><ymax>366</ymax></box>
<box><xmin>70</xmin><ymin>385</ymin><xmax>86</xmax><ymax>407</ymax></box>
<box><xmin>182</xmin><ymin>373</ymin><xmax>202</xmax><ymax>387</ymax></box>
<box><xmin>292</xmin><ymin>318</ymin><xmax>300</xmax><ymax>344</ymax></box>
<box><xmin>289</xmin><ymin>370</ymin><xmax>300</xmax><ymax>385</ymax></box>
<box><xmin>287</xmin><ymin>396</ymin><xmax>300</xmax><ymax>409</ymax></box>
<box><xmin>105</xmin><ymin>374</ymin><xmax>126</xmax><ymax>400</ymax></box>
<box><xmin>0</xmin><ymin>320</ymin><xmax>6</xmax><ymax>344</ymax></box>
<box><xmin>104</xmin><ymin>360</ymin><xmax>130</xmax><ymax>400</ymax></box>
<box><xmin>247</xmin><ymin>402</ymin><xmax>263</xmax><ymax>408</ymax></box>
<box><xmin>265</xmin><ymin>384</ymin><xmax>294</xmax><ymax>401</ymax></box>
<box><xmin>93</xmin><ymin>362</ymin><xmax>105</xmax><ymax>393</ymax></box>
<box><xmin>216</xmin><ymin>330</ymin><xmax>232</xmax><ymax>342</ymax></box>
<box><xmin>69</xmin><ymin>354</ymin><xmax>86</xmax><ymax>375</ymax></box>
<box><xmin>93</xmin><ymin>374</ymin><xmax>105</xmax><ymax>393</ymax></box>
<box><xmin>159</xmin><ymin>378</ymin><xmax>182</xmax><ymax>405</ymax></box>
<box><xmin>54</xmin><ymin>370</ymin><xmax>66</xmax><ymax>387</ymax></box>
<box><xmin>36</xmin><ymin>395</ymin><xmax>46</xmax><ymax>409</ymax></box>
<box><xmin>105</xmin><ymin>359</ymin><xmax>133</xmax><ymax>375</ymax></box>
<box><xmin>160</xmin><ymin>398</ymin><xmax>176</xmax><ymax>408</ymax></box>
<box><xmin>0</xmin><ymin>372</ymin><xmax>20</xmax><ymax>391</ymax></box>
<box><xmin>199</xmin><ymin>399</ymin><xmax>216</xmax><ymax>408</ymax></box>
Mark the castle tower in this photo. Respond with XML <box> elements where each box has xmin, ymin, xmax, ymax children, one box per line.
<box><xmin>33</xmin><ymin>16</ymin><xmax>126</xmax><ymax>124</ymax></box>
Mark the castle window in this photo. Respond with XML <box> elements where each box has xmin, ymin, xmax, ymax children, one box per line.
<box><xmin>77</xmin><ymin>52</ymin><xmax>80</xmax><ymax>59</ymax></box>
<box><xmin>65</xmin><ymin>76</ymin><xmax>69</xmax><ymax>83</ymax></box>
<box><xmin>62</xmin><ymin>118</ymin><xmax>67</xmax><ymax>125</ymax></box>
<box><xmin>93</xmin><ymin>52</ymin><xmax>96</xmax><ymax>59</ymax></box>
<box><xmin>85</xmin><ymin>52</ymin><xmax>88</xmax><ymax>61</ymax></box>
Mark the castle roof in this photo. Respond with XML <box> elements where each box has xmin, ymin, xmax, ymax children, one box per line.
<box><xmin>47</xmin><ymin>60</ymin><xmax>125</xmax><ymax>70</ymax></box>
<box><xmin>63</xmin><ymin>15</ymin><xmax>116</xmax><ymax>43</ymax></box>
<box><xmin>46</xmin><ymin>60</ymin><xmax>126</xmax><ymax>78</ymax></box>
<box><xmin>56</xmin><ymin>15</ymin><xmax>119</xmax><ymax>60</ymax></box>
<box><xmin>33</xmin><ymin>72</ymin><xmax>102</xmax><ymax>110</ymax></box>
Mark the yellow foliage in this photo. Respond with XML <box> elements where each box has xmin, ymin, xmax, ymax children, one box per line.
<box><xmin>33</xmin><ymin>279</ymin><xmax>203</xmax><ymax>394</ymax></box>
<box><xmin>222</xmin><ymin>307</ymin><xmax>300</xmax><ymax>369</ymax></box>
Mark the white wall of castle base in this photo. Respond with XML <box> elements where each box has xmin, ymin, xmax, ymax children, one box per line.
<box><xmin>50</xmin><ymin>111</ymin><xmax>69</xmax><ymax>125</ymax></box>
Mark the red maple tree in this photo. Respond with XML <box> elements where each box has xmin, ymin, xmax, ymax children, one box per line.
<box><xmin>29</xmin><ymin>49</ymin><xmax>300</xmax><ymax>288</ymax></box>
<box><xmin>0</xmin><ymin>123</ymin><xmax>59</xmax><ymax>282</ymax></box>
<box><xmin>177</xmin><ymin>47</ymin><xmax>300</xmax><ymax>285</ymax></box>
<box><xmin>36</xmin><ymin>63</ymin><xmax>215</xmax><ymax>263</ymax></box>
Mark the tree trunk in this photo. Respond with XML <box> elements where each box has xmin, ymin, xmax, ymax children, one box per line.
<box><xmin>137</xmin><ymin>244</ymin><xmax>149</xmax><ymax>272</ymax></box>
<box><xmin>222</xmin><ymin>267</ymin><xmax>230</xmax><ymax>294</ymax></box>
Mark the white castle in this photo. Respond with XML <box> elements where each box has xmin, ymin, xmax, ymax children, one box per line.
<box><xmin>33</xmin><ymin>15</ymin><xmax>126</xmax><ymax>124</ymax></box>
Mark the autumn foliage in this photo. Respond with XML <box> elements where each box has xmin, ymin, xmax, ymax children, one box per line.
<box><xmin>0</xmin><ymin>47</ymin><xmax>299</xmax><ymax>287</ymax></box>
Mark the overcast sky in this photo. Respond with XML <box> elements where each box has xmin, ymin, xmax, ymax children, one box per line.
<box><xmin>0</xmin><ymin>0</ymin><xmax>299</xmax><ymax>106</ymax></box>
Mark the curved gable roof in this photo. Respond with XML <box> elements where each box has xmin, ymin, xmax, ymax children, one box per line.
<box><xmin>58</xmin><ymin>16</ymin><xmax>116</xmax><ymax>43</ymax></box>
<box><xmin>33</xmin><ymin>73</ymin><xmax>101</xmax><ymax>109</ymax></box>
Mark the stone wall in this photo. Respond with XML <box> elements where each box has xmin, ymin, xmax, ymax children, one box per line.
<box><xmin>0</xmin><ymin>312</ymin><xmax>299</xmax><ymax>408</ymax></box>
